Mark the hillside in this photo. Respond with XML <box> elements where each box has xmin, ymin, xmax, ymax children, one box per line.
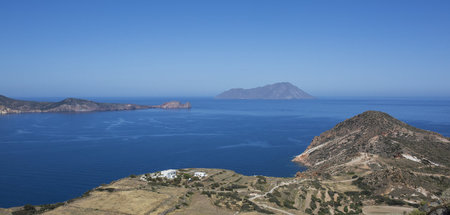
<box><xmin>0</xmin><ymin>168</ymin><xmax>423</xmax><ymax>215</ymax></box>
<box><xmin>4</xmin><ymin>167</ymin><xmax>448</xmax><ymax>215</ymax></box>
<box><xmin>0</xmin><ymin>95</ymin><xmax>191</xmax><ymax>114</ymax></box>
<box><xmin>293</xmin><ymin>111</ymin><xmax>450</xmax><ymax>206</ymax></box>
<box><xmin>216</xmin><ymin>82</ymin><xmax>314</xmax><ymax>100</ymax></box>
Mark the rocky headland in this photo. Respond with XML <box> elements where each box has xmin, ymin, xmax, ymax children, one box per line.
<box><xmin>293</xmin><ymin>111</ymin><xmax>450</xmax><ymax>214</ymax></box>
<box><xmin>216</xmin><ymin>82</ymin><xmax>314</xmax><ymax>100</ymax></box>
<box><xmin>0</xmin><ymin>95</ymin><xmax>191</xmax><ymax>114</ymax></box>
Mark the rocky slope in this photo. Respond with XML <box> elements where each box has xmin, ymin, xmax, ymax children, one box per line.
<box><xmin>293</xmin><ymin>111</ymin><xmax>450</xmax><ymax>205</ymax></box>
<box><xmin>0</xmin><ymin>95</ymin><xmax>191</xmax><ymax>114</ymax></box>
<box><xmin>216</xmin><ymin>82</ymin><xmax>314</xmax><ymax>100</ymax></box>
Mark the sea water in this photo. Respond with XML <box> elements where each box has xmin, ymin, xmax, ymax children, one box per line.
<box><xmin>1</xmin><ymin>97</ymin><xmax>450</xmax><ymax>207</ymax></box>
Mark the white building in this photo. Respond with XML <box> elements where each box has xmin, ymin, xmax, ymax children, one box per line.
<box><xmin>194</xmin><ymin>171</ymin><xmax>207</xmax><ymax>178</ymax></box>
<box><xmin>159</xmin><ymin>169</ymin><xmax>177</xmax><ymax>179</ymax></box>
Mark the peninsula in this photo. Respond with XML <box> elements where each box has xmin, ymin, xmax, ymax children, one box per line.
<box><xmin>2</xmin><ymin>111</ymin><xmax>448</xmax><ymax>215</ymax></box>
<box><xmin>0</xmin><ymin>95</ymin><xmax>191</xmax><ymax>114</ymax></box>
<box><xmin>216</xmin><ymin>82</ymin><xmax>314</xmax><ymax>100</ymax></box>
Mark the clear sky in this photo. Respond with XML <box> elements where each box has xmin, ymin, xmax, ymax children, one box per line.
<box><xmin>1</xmin><ymin>0</ymin><xmax>449</xmax><ymax>97</ymax></box>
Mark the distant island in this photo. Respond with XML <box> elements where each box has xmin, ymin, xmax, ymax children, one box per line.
<box><xmin>0</xmin><ymin>95</ymin><xmax>191</xmax><ymax>114</ymax></box>
<box><xmin>216</xmin><ymin>82</ymin><xmax>314</xmax><ymax>100</ymax></box>
<box><xmin>2</xmin><ymin>111</ymin><xmax>448</xmax><ymax>215</ymax></box>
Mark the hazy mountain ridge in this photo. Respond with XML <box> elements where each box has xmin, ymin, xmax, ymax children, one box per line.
<box><xmin>0</xmin><ymin>95</ymin><xmax>191</xmax><ymax>114</ymax></box>
<box><xmin>216</xmin><ymin>82</ymin><xmax>314</xmax><ymax>99</ymax></box>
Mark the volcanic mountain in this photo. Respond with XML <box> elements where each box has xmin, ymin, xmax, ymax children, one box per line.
<box><xmin>216</xmin><ymin>82</ymin><xmax>314</xmax><ymax>99</ymax></box>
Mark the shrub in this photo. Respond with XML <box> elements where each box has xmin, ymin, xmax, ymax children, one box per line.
<box><xmin>311</xmin><ymin>180</ymin><xmax>322</xmax><ymax>189</ymax></box>
<box><xmin>385</xmin><ymin>198</ymin><xmax>405</xmax><ymax>206</ymax></box>
<box><xmin>230</xmin><ymin>184</ymin><xmax>247</xmax><ymax>189</ymax></box>
<box><xmin>257</xmin><ymin>176</ymin><xmax>267</xmax><ymax>184</ymax></box>
<box><xmin>268</xmin><ymin>196</ymin><xmax>282</xmax><ymax>207</ymax></box>
<box><xmin>38</xmin><ymin>202</ymin><xmax>64</xmax><ymax>211</ymax></box>
<box><xmin>183</xmin><ymin>173</ymin><xmax>192</xmax><ymax>179</ymax></box>
<box><xmin>23</xmin><ymin>204</ymin><xmax>36</xmax><ymax>211</ymax></box>
<box><xmin>374</xmin><ymin>195</ymin><xmax>405</xmax><ymax>206</ymax></box>
<box><xmin>193</xmin><ymin>182</ymin><xmax>204</xmax><ymax>187</ymax></box>
<box><xmin>211</xmin><ymin>182</ymin><xmax>220</xmax><ymax>189</ymax></box>
<box><xmin>409</xmin><ymin>209</ymin><xmax>426</xmax><ymax>215</ymax></box>
<box><xmin>283</xmin><ymin>200</ymin><xmax>296</xmax><ymax>209</ymax></box>
<box><xmin>352</xmin><ymin>177</ymin><xmax>372</xmax><ymax>191</ymax></box>
<box><xmin>254</xmin><ymin>205</ymin><xmax>274</xmax><ymax>214</ymax></box>
<box><xmin>318</xmin><ymin>207</ymin><xmax>329</xmax><ymax>215</ymax></box>
<box><xmin>334</xmin><ymin>208</ymin><xmax>346</xmax><ymax>215</ymax></box>
<box><xmin>240</xmin><ymin>203</ymin><xmax>252</xmax><ymax>211</ymax></box>
<box><xmin>360</xmin><ymin>190</ymin><xmax>373</xmax><ymax>196</ymax></box>
<box><xmin>96</xmin><ymin>187</ymin><xmax>115</xmax><ymax>192</ymax></box>
<box><xmin>311</xmin><ymin>195</ymin><xmax>321</xmax><ymax>203</ymax></box>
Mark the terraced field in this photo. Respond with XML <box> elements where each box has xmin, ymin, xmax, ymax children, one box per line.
<box><xmin>1</xmin><ymin>168</ymin><xmax>423</xmax><ymax>215</ymax></box>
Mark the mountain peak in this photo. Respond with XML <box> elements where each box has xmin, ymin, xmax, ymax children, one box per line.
<box><xmin>351</xmin><ymin>110</ymin><xmax>399</xmax><ymax>122</ymax></box>
<box><xmin>356</xmin><ymin>110</ymin><xmax>393</xmax><ymax>118</ymax></box>
<box><xmin>333</xmin><ymin>111</ymin><xmax>405</xmax><ymax>132</ymax></box>
<box><xmin>270</xmin><ymin>82</ymin><xmax>295</xmax><ymax>86</ymax></box>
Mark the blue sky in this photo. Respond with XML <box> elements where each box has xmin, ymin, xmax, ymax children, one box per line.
<box><xmin>1</xmin><ymin>0</ymin><xmax>449</xmax><ymax>97</ymax></box>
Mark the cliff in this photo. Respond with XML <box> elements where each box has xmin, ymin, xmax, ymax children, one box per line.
<box><xmin>216</xmin><ymin>82</ymin><xmax>314</xmax><ymax>100</ymax></box>
<box><xmin>0</xmin><ymin>95</ymin><xmax>191</xmax><ymax>114</ymax></box>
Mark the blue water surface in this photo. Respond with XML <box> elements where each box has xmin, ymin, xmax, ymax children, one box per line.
<box><xmin>1</xmin><ymin>97</ymin><xmax>450</xmax><ymax>207</ymax></box>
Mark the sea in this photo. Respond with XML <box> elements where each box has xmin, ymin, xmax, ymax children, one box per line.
<box><xmin>1</xmin><ymin>97</ymin><xmax>450</xmax><ymax>207</ymax></box>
